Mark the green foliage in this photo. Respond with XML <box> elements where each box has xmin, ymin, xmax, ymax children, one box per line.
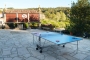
<box><xmin>44</xmin><ymin>10</ymin><xmax>67</xmax><ymax>22</ymax></box>
<box><xmin>30</xmin><ymin>22</ymin><xmax>39</xmax><ymax>29</ymax></box>
<box><xmin>69</xmin><ymin>0</ymin><xmax>90</xmax><ymax>35</ymax></box>
<box><xmin>7</xmin><ymin>7</ymin><xmax>14</xmax><ymax>9</ymax></box>
<box><xmin>31</xmin><ymin>22</ymin><xmax>38</xmax><ymax>26</ymax></box>
<box><xmin>41</xmin><ymin>19</ymin><xmax>69</xmax><ymax>28</ymax></box>
<box><xmin>41</xmin><ymin>19</ymin><xmax>52</xmax><ymax>24</ymax></box>
<box><xmin>23</xmin><ymin>23</ymin><xmax>29</xmax><ymax>29</ymax></box>
<box><xmin>59</xmin><ymin>22</ymin><xmax>66</xmax><ymax>28</ymax></box>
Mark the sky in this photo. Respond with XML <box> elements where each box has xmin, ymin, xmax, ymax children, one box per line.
<box><xmin>0</xmin><ymin>0</ymin><xmax>77</xmax><ymax>8</ymax></box>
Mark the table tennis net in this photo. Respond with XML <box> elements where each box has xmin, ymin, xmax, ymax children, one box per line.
<box><xmin>39</xmin><ymin>32</ymin><xmax>62</xmax><ymax>37</ymax></box>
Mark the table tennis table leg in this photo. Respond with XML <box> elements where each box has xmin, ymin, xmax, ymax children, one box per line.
<box><xmin>73</xmin><ymin>41</ymin><xmax>79</xmax><ymax>54</ymax></box>
<box><xmin>33</xmin><ymin>35</ymin><xmax>34</xmax><ymax>44</ymax></box>
<box><xmin>36</xmin><ymin>36</ymin><xmax>43</xmax><ymax>53</ymax></box>
<box><xmin>63</xmin><ymin>45</ymin><xmax>65</xmax><ymax>47</ymax></box>
<box><xmin>77</xmin><ymin>41</ymin><xmax>78</xmax><ymax>51</ymax></box>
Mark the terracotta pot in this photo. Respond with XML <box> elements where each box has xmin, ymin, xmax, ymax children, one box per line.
<box><xmin>70</xmin><ymin>32</ymin><xmax>73</xmax><ymax>35</ymax></box>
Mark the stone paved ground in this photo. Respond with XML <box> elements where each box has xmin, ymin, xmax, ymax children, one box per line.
<box><xmin>0</xmin><ymin>29</ymin><xmax>90</xmax><ymax>60</ymax></box>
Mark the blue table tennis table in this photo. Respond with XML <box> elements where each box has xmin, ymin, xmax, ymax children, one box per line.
<box><xmin>31</xmin><ymin>32</ymin><xmax>83</xmax><ymax>53</ymax></box>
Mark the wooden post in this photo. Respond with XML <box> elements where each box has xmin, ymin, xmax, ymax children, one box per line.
<box><xmin>28</xmin><ymin>13</ymin><xmax>29</xmax><ymax>22</ymax></box>
<box><xmin>16</xmin><ymin>13</ymin><xmax>18</xmax><ymax>23</ymax></box>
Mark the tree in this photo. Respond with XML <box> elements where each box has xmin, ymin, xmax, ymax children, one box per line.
<box><xmin>44</xmin><ymin>11</ymin><xmax>50</xmax><ymax>18</ymax></box>
<box><xmin>59</xmin><ymin>11</ymin><xmax>66</xmax><ymax>21</ymax></box>
<box><xmin>69</xmin><ymin>0</ymin><xmax>90</xmax><ymax>36</ymax></box>
<box><xmin>7</xmin><ymin>7</ymin><xmax>14</xmax><ymax>9</ymax></box>
<box><xmin>56</xmin><ymin>12</ymin><xmax>61</xmax><ymax>21</ymax></box>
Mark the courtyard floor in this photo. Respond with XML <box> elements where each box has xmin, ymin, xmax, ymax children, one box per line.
<box><xmin>0</xmin><ymin>29</ymin><xmax>90</xmax><ymax>60</ymax></box>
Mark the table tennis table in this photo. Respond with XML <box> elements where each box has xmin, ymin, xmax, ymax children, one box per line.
<box><xmin>31</xmin><ymin>32</ymin><xmax>83</xmax><ymax>53</ymax></box>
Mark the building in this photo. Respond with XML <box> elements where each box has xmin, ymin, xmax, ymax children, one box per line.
<box><xmin>4</xmin><ymin>9</ymin><xmax>40</xmax><ymax>23</ymax></box>
<box><xmin>0</xmin><ymin>5</ymin><xmax>45</xmax><ymax>29</ymax></box>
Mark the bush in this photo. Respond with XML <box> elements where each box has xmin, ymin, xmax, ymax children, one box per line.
<box><xmin>23</xmin><ymin>23</ymin><xmax>29</xmax><ymax>29</ymax></box>
<box><xmin>30</xmin><ymin>22</ymin><xmax>39</xmax><ymax>29</ymax></box>
<box><xmin>41</xmin><ymin>19</ymin><xmax>66</xmax><ymax>28</ymax></box>
<box><xmin>61</xmin><ymin>30</ymin><xmax>70</xmax><ymax>34</ymax></box>
<box><xmin>7</xmin><ymin>23</ymin><xmax>16</xmax><ymax>29</ymax></box>
<box><xmin>26</xmin><ymin>23</ymin><xmax>29</xmax><ymax>28</ymax></box>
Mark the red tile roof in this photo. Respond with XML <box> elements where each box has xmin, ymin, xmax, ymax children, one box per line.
<box><xmin>5</xmin><ymin>9</ymin><xmax>39</xmax><ymax>13</ymax></box>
